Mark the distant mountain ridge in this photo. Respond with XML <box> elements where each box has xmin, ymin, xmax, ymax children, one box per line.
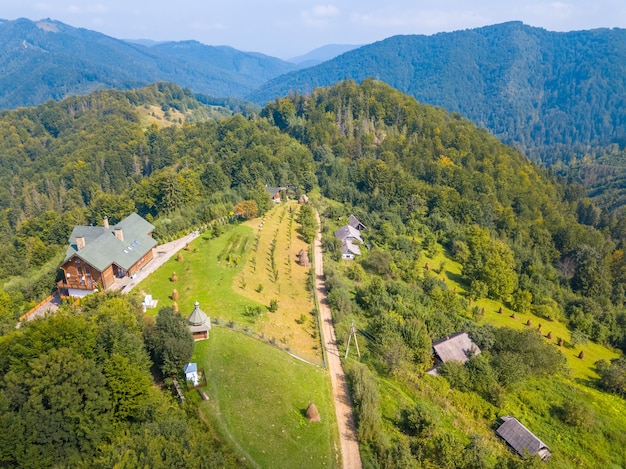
<box><xmin>4</xmin><ymin>18</ymin><xmax>626</xmax><ymax>173</ymax></box>
<box><xmin>288</xmin><ymin>44</ymin><xmax>362</xmax><ymax>67</ymax></box>
<box><xmin>0</xmin><ymin>18</ymin><xmax>297</xmax><ymax>109</ymax></box>
<box><xmin>250</xmin><ymin>22</ymin><xmax>626</xmax><ymax>163</ymax></box>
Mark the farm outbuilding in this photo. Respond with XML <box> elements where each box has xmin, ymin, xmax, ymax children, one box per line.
<box><xmin>348</xmin><ymin>214</ymin><xmax>367</xmax><ymax>231</ymax></box>
<box><xmin>496</xmin><ymin>416</ymin><xmax>551</xmax><ymax>461</ymax></box>
<box><xmin>426</xmin><ymin>332</ymin><xmax>481</xmax><ymax>375</ymax></box>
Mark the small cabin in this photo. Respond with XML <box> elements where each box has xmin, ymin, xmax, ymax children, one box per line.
<box><xmin>427</xmin><ymin>332</ymin><xmax>481</xmax><ymax>375</ymax></box>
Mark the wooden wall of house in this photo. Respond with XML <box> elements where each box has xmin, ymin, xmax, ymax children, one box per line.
<box><xmin>60</xmin><ymin>256</ymin><xmax>106</xmax><ymax>290</ymax></box>
<box><xmin>127</xmin><ymin>250</ymin><xmax>154</xmax><ymax>276</ymax></box>
<box><xmin>100</xmin><ymin>266</ymin><xmax>115</xmax><ymax>288</ymax></box>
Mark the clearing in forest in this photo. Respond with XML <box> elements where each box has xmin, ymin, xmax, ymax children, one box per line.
<box><xmin>136</xmin><ymin>200</ymin><xmax>321</xmax><ymax>364</ymax></box>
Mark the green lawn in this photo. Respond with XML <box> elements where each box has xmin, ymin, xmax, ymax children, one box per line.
<box><xmin>137</xmin><ymin>224</ymin><xmax>261</xmax><ymax>322</ymax></box>
<box><xmin>136</xmin><ymin>211</ymin><xmax>338</xmax><ymax>467</ymax></box>
<box><xmin>192</xmin><ymin>327</ymin><xmax>339</xmax><ymax>469</ymax></box>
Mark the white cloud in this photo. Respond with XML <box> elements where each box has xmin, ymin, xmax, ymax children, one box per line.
<box><xmin>349</xmin><ymin>8</ymin><xmax>485</xmax><ymax>33</ymax></box>
<box><xmin>301</xmin><ymin>4</ymin><xmax>340</xmax><ymax>27</ymax></box>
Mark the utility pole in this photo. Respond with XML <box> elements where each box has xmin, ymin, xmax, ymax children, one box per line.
<box><xmin>345</xmin><ymin>321</ymin><xmax>361</xmax><ymax>359</ymax></box>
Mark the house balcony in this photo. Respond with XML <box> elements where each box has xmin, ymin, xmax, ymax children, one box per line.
<box><xmin>57</xmin><ymin>278</ymin><xmax>98</xmax><ymax>291</ymax></box>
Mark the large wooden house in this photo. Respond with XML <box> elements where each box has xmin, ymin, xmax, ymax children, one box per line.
<box><xmin>57</xmin><ymin>214</ymin><xmax>157</xmax><ymax>297</ymax></box>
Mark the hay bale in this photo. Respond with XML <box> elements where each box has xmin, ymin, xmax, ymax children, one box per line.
<box><xmin>177</xmin><ymin>252</ymin><xmax>184</xmax><ymax>262</ymax></box>
<box><xmin>172</xmin><ymin>301</ymin><xmax>179</xmax><ymax>313</ymax></box>
<box><xmin>172</xmin><ymin>289</ymin><xmax>179</xmax><ymax>301</ymax></box>
<box><xmin>171</xmin><ymin>271</ymin><xmax>178</xmax><ymax>282</ymax></box>
<box><xmin>306</xmin><ymin>402</ymin><xmax>321</xmax><ymax>422</ymax></box>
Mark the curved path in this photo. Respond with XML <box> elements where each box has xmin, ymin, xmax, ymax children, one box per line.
<box><xmin>314</xmin><ymin>212</ymin><xmax>362</xmax><ymax>469</ymax></box>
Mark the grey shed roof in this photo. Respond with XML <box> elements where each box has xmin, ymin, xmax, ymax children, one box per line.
<box><xmin>341</xmin><ymin>239</ymin><xmax>361</xmax><ymax>256</ymax></box>
<box><xmin>432</xmin><ymin>332</ymin><xmax>481</xmax><ymax>363</ymax></box>
<box><xmin>496</xmin><ymin>416</ymin><xmax>551</xmax><ymax>460</ymax></box>
<box><xmin>188</xmin><ymin>301</ymin><xmax>211</xmax><ymax>332</ymax></box>
<box><xmin>334</xmin><ymin>225</ymin><xmax>363</xmax><ymax>243</ymax></box>
<box><xmin>63</xmin><ymin>213</ymin><xmax>157</xmax><ymax>271</ymax></box>
<box><xmin>348</xmin><ymin>214</ymin><xmax>366</xmax><ymax>230</ymax></box>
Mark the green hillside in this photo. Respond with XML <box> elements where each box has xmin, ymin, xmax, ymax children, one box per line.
<box><xmin>0</xmin><ymin>80</ymin><xmax>624</xmax><ymax>466</ymax></box>
<box><xmin>263</xmin><ymin>80</ymin><xmax>626</xmax><ymax>467</ymax></box>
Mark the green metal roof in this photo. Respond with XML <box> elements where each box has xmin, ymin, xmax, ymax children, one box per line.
<box><xmin>63</xmin><ymin>213</ymin><xmax>157</xmax><ymax>272</ymax></box>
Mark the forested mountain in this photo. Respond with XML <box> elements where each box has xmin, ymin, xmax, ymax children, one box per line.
<box><xmin>263</xmin><ymin>79</ymin><xmax>626</xmax><ymax>467</ymax></box>
<box><xmin>1</xmin><ymin>80</ymin><xmax>626</xmax><ymax>466</ymax></box>
<box><xmin>0</xmin><ymin>18</ymin><xmax>296</xmax><ymax>109</ymax></box>
<box><xmin>251</xmin><ymin>22</ymin><xmax>626</xmax><ymax>166</ymax></box>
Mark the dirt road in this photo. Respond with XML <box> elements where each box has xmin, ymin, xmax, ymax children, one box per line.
<box><xmin>314</xmin><ymin>212</ymin><xmax>362</xmax><ymax>469</ymax></box>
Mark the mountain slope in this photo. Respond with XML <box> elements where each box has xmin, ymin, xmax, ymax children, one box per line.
<box><xmin>261</xmin><ymin>79</ymin><xmax>626</xmax><ymax>468</ymax></box>
<box><xmin>250</xmin><ymin>22</ymin><xmax>626</xmax><ymax>163</ymax></box>
<box><xmin>0</xmin><ymin>18</ymin><xmax>296</xmax><ymax>109</ymax></box>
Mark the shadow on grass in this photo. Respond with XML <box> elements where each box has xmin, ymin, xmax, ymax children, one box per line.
<box><xmin>446</xmin><ymin>270</ymin><xmax>468</xmax><ymax>289</ymax></box>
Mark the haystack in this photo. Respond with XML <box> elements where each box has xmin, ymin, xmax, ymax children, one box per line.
<box><xmin>306</xmin><ymin>402</ymin><xmax>321</xmax><ymax>422</ymax></box>
<box><xmin>299</xmin><ymin>250</ymin><xmax>310</xmax><ymax>267</ymax></box>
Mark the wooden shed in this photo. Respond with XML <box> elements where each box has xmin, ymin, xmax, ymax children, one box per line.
<box><xmin>427</xmin><ymin>332</ymin><xmax>481</xmax><ymax>375</ymax></box>
<box><xmin>496</xmin><ymin>416</ymin><xmax>551</xmax><ymax>461</ymax></box>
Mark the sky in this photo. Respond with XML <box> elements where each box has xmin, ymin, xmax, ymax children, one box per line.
<box><xmin>2</xmin><ymin>1</ymin><xmax>626</xmax><ymax>59</ymax></box>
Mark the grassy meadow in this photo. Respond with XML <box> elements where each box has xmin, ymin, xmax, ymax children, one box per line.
<box><xmin>192</xmin><ymin>328</ymin><xmax>338</xmax><ymax>469</ymax></box>
<box><xmin>136</xmin><ymin>200</ymin><xmax>337</xmax><ymax>466</ymax></box>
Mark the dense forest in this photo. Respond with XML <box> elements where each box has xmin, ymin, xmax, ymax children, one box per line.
<box><xmin>1</xmin><ymin>80</ymin><xmax>626</xmax><ymax>466</ymax></box>
<box><xmin>263</xmin><ymin>79</ymin><xmax>626</xmax><ymax>354</ymax></box>
<box><xmin>252</xmin><ymin>22</ymin><xmax>626</xmax><ymax>166</ymax></box>
<box><xmin>0</xmin><ymin>292</ymin><xmax>243</xmax><ymax>467</ymax></box>
<box><xmin>0</xmin><ymin>82</ymin><xmax>315</xmax><ymax>330</ymax></box>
